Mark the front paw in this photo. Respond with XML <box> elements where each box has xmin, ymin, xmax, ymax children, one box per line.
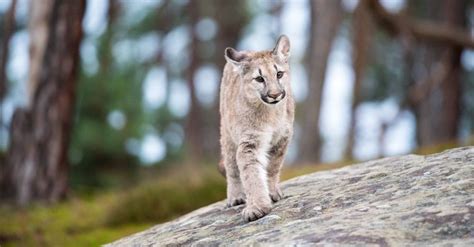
<box><xmin>270</xmin><ymin>187</ymin><xmax>283</xmax><ymax>202</ymax></box>
<box><xmin>242</xmin><ymin>203</ymin><xmax>272</xmax><ymax>222</ymax></box>
<box><xmin>227</xmin><ymin>197</ymin><xmax>246</xmax><ymax>207</ymax></box>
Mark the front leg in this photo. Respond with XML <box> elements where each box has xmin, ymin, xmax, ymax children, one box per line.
<box><xmin>267</xmin><ymin>136</ymin><xmax>290</xmax><ymax>202</ymax></box>
<box><xmin>237</xmin><ymin>137</ymin><xmax>272</xmax><ymax>222</ymax></box>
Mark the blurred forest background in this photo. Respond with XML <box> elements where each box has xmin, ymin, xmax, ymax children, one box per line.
<box><xmin>0</xmin><ymin>0</ymin><xmax>473</xmax><ymax>245</ymax></box>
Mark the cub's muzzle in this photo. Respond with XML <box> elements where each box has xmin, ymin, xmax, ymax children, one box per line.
<box><xmin>262</xmin><ymin>90</ymin><xmax>286</xmax><ymax>104</ymax></box>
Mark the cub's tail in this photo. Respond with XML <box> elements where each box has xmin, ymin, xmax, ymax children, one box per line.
<box><xmin>218</xmin><ymin>160</ymin><xmax>226</xmax><ymax>177</ymax></box>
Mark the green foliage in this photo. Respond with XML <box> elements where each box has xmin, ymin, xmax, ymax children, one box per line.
<box><xmin>68</xmin><ymin>0</ymin><xmax>210</xmax><ymax>191</ymax></box>
<box><xmin>0</xmin><ymin>196</ymin><xmax>150</xmax><ymax>247</ymax></box>
<box><xmin>105</xmin><ymin>166</ymin><xmax>226</xmax><ymax>225</ymax></box>
<box><xmin>0</xmin><ymin>165</ymin><xmax>225</xmax><ymax>246</ymax></box>
<box><xmin>70</xmin><ymin>63</ymin><xmax>147</xmax><ymax>189</ymax></box>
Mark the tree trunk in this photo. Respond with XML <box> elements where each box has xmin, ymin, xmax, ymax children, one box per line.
<box><xmin>1</xmin><ymin>0</ymin><xmax>86</xmax><ymax>205</ymax></box>
<box><xmin>99</xmin><ymin>0</ymin><xmax>119</xmax><ymax>72</ymax></box>
<box><xmin>366</xmin><ymin>0</ymin><xmax>468</xmax><ymax>149</ymax></box>
<box><xmin>413</xmin><ymin>0</ymin><xmax>465</xmax><ymax>147</ymax></box>
<box><xmin>345</xmin><ymin>0</ymin><xmax>374</xmax><ymax>159</ymax></box>
<box><xmin>184</xmin><ymin>0</ymin><xmax>205</xmax><ymax>161</ymax></box>
<box><xmin>298</xmin><ymin>0</ymin><xmax>343</xmax><ymax>163</ymax></box>
<box><xmin>0</xmin><ymin>0</ymin><xmax>17</xmax><ymax>141</ymax></box>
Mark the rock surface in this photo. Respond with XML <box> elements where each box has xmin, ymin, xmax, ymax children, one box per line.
<box><xmin>107</xmin><ymin>147</ymin><xmax>474</xmax><ymax>246</ymax></box>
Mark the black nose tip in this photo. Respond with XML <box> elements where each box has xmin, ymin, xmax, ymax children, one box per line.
<box><xmin>268</xmin><ymin>91</ymin><xmax>283</xmax><ymax>99</ymax></box>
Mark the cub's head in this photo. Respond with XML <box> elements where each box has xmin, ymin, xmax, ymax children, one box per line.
<box><xmin>225</xmin><ymin>35</ymin><xmax>291</xmax><ymax>105</ymax></box>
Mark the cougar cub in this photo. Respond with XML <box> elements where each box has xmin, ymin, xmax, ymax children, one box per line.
<box><xmin>219</xmin><ymin>35</ymin><xmax>295</xmax><ymax>222</ymax></box>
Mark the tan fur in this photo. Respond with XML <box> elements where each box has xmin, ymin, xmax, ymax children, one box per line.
<box><xmin>219</xmin><ymin>35</ymin><xmax>295</xmax><ymax>222</ymax></box>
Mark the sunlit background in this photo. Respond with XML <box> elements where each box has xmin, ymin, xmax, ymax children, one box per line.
<box><xmin>2</xmin><ymin>0</ymin><xmax>460</xmax><ymax>166</ymax></box>
<box><xmin>0</xmin><ymin>0</ymin><xmax>473</xmax><ymax>245</ymax></box>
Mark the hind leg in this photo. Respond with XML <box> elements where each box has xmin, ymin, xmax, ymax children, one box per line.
<box><xmin>222</xmin><ymin>139</ymin><xmax>245</xmax><ymax>207</ymax></box>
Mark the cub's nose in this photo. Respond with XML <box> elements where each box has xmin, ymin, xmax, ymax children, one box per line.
<box><xmin>268</xmin><ymin>91</ymin><xmax>284</xmax><ymax>99</ymax></box>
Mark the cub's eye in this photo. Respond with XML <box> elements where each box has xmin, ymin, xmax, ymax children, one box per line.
<box><xmin>277</xmin><ymin>71</ymin><xmax>284</xmax><ymax>79</ymax></box>
<box><xmin>255</xmin><ymin>76</ymin><xmax>265</xmax><ymax>83</ymax></box>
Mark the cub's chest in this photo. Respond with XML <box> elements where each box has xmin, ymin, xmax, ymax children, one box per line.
<box><xmin>269</xmin><ymin>124</ymin><xmax>290</xmax><ymax>147</ymax></box>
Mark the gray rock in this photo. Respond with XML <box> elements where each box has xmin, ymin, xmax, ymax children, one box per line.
<box><xmin>106</xmin><ymin>147</ymin><xmax>474</xmax><ymax>246</ymax></box>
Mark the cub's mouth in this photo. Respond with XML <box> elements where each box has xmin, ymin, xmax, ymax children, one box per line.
<box><xmin>261</xmin><ymin>91</ymin><xmax>286</xmax><ymax>105</ymax></box>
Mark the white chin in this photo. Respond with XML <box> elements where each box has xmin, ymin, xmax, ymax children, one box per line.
<box><xmin>264</xmin><ymin>98</ymin><xmax>280</xmax><ymax>105</ymax></box>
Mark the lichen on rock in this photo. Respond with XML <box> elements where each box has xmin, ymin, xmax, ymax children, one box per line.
<box><xmin>106</xmin><ymin>147</ymin><xmax>474</xmax><ymax>246</ymax></box>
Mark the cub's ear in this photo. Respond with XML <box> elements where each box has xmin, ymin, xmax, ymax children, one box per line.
<box><xmin>225</xmin><ymin>47</ymin><xmax>248</xmax><ymax>66</ymax></box>
<box><xmin>272</xmin><ymin>35</ymin><xmax>290</xmax><ymax>63</ymax></box>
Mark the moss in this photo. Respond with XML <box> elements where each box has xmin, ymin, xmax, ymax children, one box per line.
<box><xmin>414</xmin><ymin>142</ymin><xmax>460</xmax><ymax>155</ymax></box>
<box><xmin>105</xmin><ymin>167</ymin><xmax>226</xmax><ymax>226</ymax></box>
<box><xmin>0</xmin><ymin>195</ymin><xmax>149</xmax><ymax>246</ymax></box>
<box><xmin>281</xmin><ymin>161</ymin><xmax>351</xmax><ymax>181</ymax></box>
